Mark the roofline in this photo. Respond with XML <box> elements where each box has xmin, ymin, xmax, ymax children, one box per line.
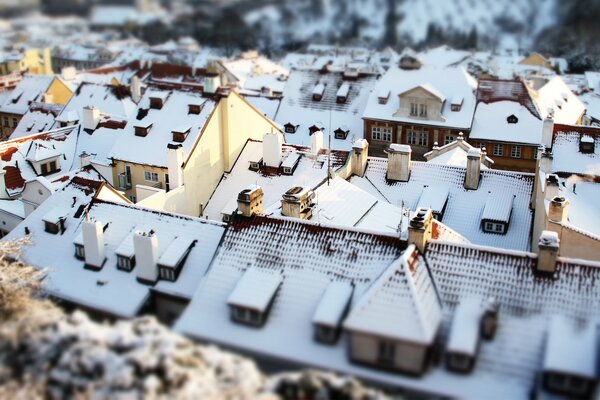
<box><xmin>361</xmin><ymin>116</ymin><xmax>472</xmax><ymax>132</ymax></box>
<box><xmin>428</xmin><ymin>239</ymin><xmax>537</xmax><ymax>259</ymax></box>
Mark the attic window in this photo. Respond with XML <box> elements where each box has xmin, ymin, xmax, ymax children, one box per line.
<box><xmin>336</xmin><ymin>83</ymin><xmax>350</xmax><ymax>104</ymax></box>
<box><xmin>172</xmin><ymin>126</ymin><xmax>191</xmax><ymax>143</ymax></box>
<box><xmin>157</xmin><ymin>236</ymin><xmax>196</xmax><ymax>282</ymax></box>
<box><xmin>580</xmin><ymin>135</ymin><xmax>595</xmax><ymax>154</ymax></box>
<box><xmin>284</xmin><ymin>123</ymin><xmax>298</xmax><ymax>134</ymax></box>
<box><xmin>308</xmin><ymin>125</ymin><xmax>323</xmax><ymax>135</ymax></box>
<box><xmin>334</xmin><ymin>127</ymin><xmax>349</xmax><ymax>140</ymax></box>
<box><xmin>116</xmin><ymin>231</ymin><xmax>136</xmax><ymax>271</ymax></box>
<box><xmin>507</xmin><ymin>114</ymin><xmax>518</xmax><ymax>124</ymax></box>
<box><xmin>312</xmin><ymin>282</ymin><xmax>353</xmax><ymax>345</ymax></box>
<box><xmin>40</xmin><ymin>160</ymin><xmax>58</xmax><ymax>176</ymax></box>
<box><xmin>42</xmin><ymin>208</ymin><xmax>68</xmax><ymax>235</ymax></box>
<box><xmin>312</xmin><ymin>83</ymin><xmax>325</xmax><ymax>101</ymax></box>
<box><xmin>378</xmin><ymin>89</ymin><xmax>390</xmax><ymax>104</ymax></box>
<box><xmin>134</xmin><ymin>124</ymin><xmax>152</xmax><ymax>137</ymax></box>
<box><xmin>74</xmin><ymin>243</ymin><xmax>85</xmax><ymax>260</ymax></box>
<box><xmin>481</xmin><ymin>192</ymin><xmax>513</xmax><ymax>234</ymax></box>
<box><xmin>149</xmin><ymin>97</ymin><xmax>164</xmax><ymax>109</ymax></box>
<box><xmin>451</xmin><ymin>96</ymin><xmax>464</xmax><ymax>112</ymax></box>
<box><xmin>188</xmin><ymin>104</ymin><xmax>203</xmax><ymax>115</ymax></box>
<box><xmin>227</xmin><ymin>269</ymin><xmax>282</xmax><ymax>327</ymax></box>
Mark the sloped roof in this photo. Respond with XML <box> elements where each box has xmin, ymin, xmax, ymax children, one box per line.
<box><xmin>551</xmin><ymin>125</ymin><xmax>600</xmax><ymax>177</ymax></box>
<box><xmin>0</xmin><ymin>74</ymin><xmax>53</xmax><ymax>115</ymax></box>
<box><xmin>476</xmin><ymin>79</ymin><xmax>540</xmax><ymax>118</ymax></box>
<box><xmin>535</xmin><ymin>76</ymin><xmax>586</xmax><ymax>124</ymax></box>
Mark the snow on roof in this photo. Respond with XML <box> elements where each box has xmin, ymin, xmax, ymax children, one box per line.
<box><xmin>416</xmin><ymin>185</ymin><xmax>449</xmax><ymax>215</ymax></box>
<box><xmin>0</xmin><ymin>74</ymin><xmax>53</xmax><ymax>115</ymax></box>
<box><xmin>344</xmin><ymin>245</ymin><xmax>442</xmax><ymax>343</ymax></box>
<box><xmin>227</xmin><ymin>268</ymin><xmax>282</xmax><ymax>312</ymax></box>
<box><xmin>157</xmin><ymin>235</ymin><xmax>196</xmax><ymax>269</ymax></box>
<box><xmin>203</xmin><ymin>140</ymin><xmax>348</xmax><ymax>221</ymax></box>
<box><xmin>312</xmin><ymin>281</ymin><xmax>353</xmax><ymax>327</ymax></box>
<box><xmin>424</xmin><ymin>138</ymin><xmax>492</xmax><ymax>169</ymax></box>
<box><xmin>363</xmin><ymin>66</ymin><xmax>476</xmax><ymax>130</ymax></box>
<box><xmin>27</xmin><ymin>142</ymin><xmax>61</xmax><ymax>163</ymax></box>
<box><xmin>402</xmin><ymin>83</ymin><xmax>446</xmax><ymax>102</ymax></box>
<box><xmin>548</xmin><ymin>177</ymin><xmax>600</xmax><ymax>239</ymax></box>
<box><xmin>109</xmin><ymin>88</ymin><xmax>216</xmax><ymax>167</ymax></box>
<box><xmin>4</xmin><ymin>179</ymin><xmax>225</xmax><ymax>318</ymax></box>
<box><xmin>274</xmin><ymin>69</ymin><xmax>377</xmax><ymax>151</ymax></box>
<box><xmin>350</xmin><ymin>158</ymin><xmax>533</xmax><ymax>251</ymax></box>
<box><xmin>481</xmin><ymin>191</ymin><xmax>514</xmax><ymax>223</ymax></box>
<box><xmin>543</xmin><ymin>315</ymin><xmax>597</xmax><ymax>378</ymax></box>
<box><xmin>243</xmin><ymin>96</ymin><xmax>281</xmax><ymax>120</ymax></box>
<box><xmin>469</xmin><ymin>101</ymin><xmax>543</xmax><ymax>145</ymax></box>
<box><xmin>417</xmin><ymin>46</ymin><xmax>471</xmax><ymax>68</ymax></box>
<box><xmin>535</xmin><ymin>77</ymin><xmax>586</xmax><ymax>124</ymax></box>
<box><xmin>11</xmin><ymin>104</ymin><xmax>63</xmax><ymax>139</ymax></box>
<box><xmin>446</xmin><ymin>298</ymin><xmax>482</xmax><ymax>355</ymax></box>
<box><xmin>476</xmin><ymin>79</ymin><xmax>540</xmax><ymax>118</ymax></box>
<box><xmin>0</xmin><ymin>199</ymin><xmax>25</xmax><ymax>218</ymax></box>
<box><xmin>551</xmin><ymin>127</ymin><xmax>600</xmax><ymax>176</ymax></box>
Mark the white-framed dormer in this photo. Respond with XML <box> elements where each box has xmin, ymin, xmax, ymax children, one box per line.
<box><xmin>396</xmin><ymin>84</ymin><xmax>446</xmax><ymax>122</ymax></box>
<box><xmin>27</xmin><ymin>143</ymin><xmax>62</xmax><ymax>177</ymax></box>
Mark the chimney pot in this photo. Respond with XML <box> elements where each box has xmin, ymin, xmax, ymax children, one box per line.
<box><xmin>167</xmin><ymin>143</ymin><xmax>184</xmax><ymax>191</ymax></box>
<box><xmin>82</xmin><ymin>106</ymin><xmax>100</xmax><ymax>131</ymax></box>
<box><xmin>134</xmin><ymin>231</ymin><xmax>159</xmax><ymax>284</ymax></box>
<box><xmin>237</xmin><ymin>185</ymin><xmax>263</xmax><ymax>218</ymax></box>
<box><xmin>537</xmin><ymin>230</ymin><xmax>560</xmax><ymax>273</ymax></box>
<box><xmin>548</xmin><ymin>196</ymin><xmax>570</xmax><ymax>223</ymax></box>
<box><xmin>464</xmin><ymin>148</ymin><xmax>482</xmax><ymax>190</ymax></box>
<box><xmin>542</xmin><ymin>116</ymin><xmax>554</xmax><ymax>150</ymax></box>
<box><xmin>263</xmin><ymin>133</ymin><xmax>282</xmax><ymax>168</ymax></box>
<box><xmin>281</xmin><ymin>186</ymin><xmax>314</xmax><ymax>219</ymax></box>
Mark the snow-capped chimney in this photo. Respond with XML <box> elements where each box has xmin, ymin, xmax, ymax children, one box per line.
<box><xmin>204</xmin><ymin>74</ymin><xmax>221</xmax><ymax>94</ymax></box>
<box><xmin>465</xmin><ymin>148</ymin><xmax>482</xmax><ymax>190</ymax></box>
<box><xmin>408</xmin><ymin>208</ymin><xmax>433</xmax><ymax>252</ymax></box>
<box><xmin>311</xmin><ymin>130</ymin><xmax>323</xmax><ymax>156</ymax></box>
<box><xmin>542</xmin><ymin>116</ymin><xmax>554</xmax><ymax>151</ymax></box>
<box><xmin>131</xmin><ymin>75</ymin><xmax>142</xmax><ymax>104</ymax></box>
<box><xmin>548</xmin><ymin>196</ymin><xmax>570</xmax><ymax>224</ymax></box>
<box><xmin>167</xmin><ymin>143</ymin><xmax>184</xmax><ymax>191</ymax></box>
<box><xmin>237</xmin><ymin>185</ymin><xmax>263</xmax><ymax>217</ymax></box>
<box><xmin>82</xmin><ymin>216</ymin><xmax>106</xmax><ymax>270</ymax></box>
<box><xmin>351</xmin><ymin>139</ymin><xmax>368</xmax><ymax>177</ymax></box>
<box><xmin>135</xmin><ymin>230</ymin><xmax>159</xmax><ymax>284</ymax></box>
<box><xmin>281</xmin><ymin>186</ymin><xmax>315</xmax><ymax>219</ymax></box>
<box><xmin>80</xmin><ymin>152</ymin><xmax>92</xmax><ymax>168</ymax></box>
<box><xmin>481</xmin><ymin>297</ymin><xmax>499</xmax><ymax>340</ymax></box>
<box><xmin>387</xmin><ymin>144</ymin><xmax>411</xmax><ymax>182</ymax></box>
<box><xmin>82</xmin><ymin>106</ymin><xmax>100</xmax><ymax>131</ymax></box>
<box><xmin>61</xmin><ymin>66</ymin><xmax>76</xmax><ymax>81</ymax></box>
<box><xmin>263</xmin><ymin>133</ymin><xmax>282</xmax><ymax>168</ymax></box>
<box><xmin>537</xmin><ymin>230</ymin><xmax>559</xmax><ymax>274</ymax></box>
<box><xmin>545</xmin><ymin>174</ymin><xmax>560</xmax><ymax>201</ymax></box>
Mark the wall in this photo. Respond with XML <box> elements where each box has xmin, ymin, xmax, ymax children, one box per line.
<box><xmin>0</xmin><ymin>111</ymin><xmax>23</xmax><ymax>139</ymax></box>
<box><xmin>547</xmin><ymin>221</ymin><xmax>600</xmax><ymax>262</ymax></box>
<box><xmin>468</xmin><ymin>140</ymin><xmax>537</xmax><ymax>172</ymax></box>
<box><xmin>136</xmin><ymin>186</ymin><xmax>186</xmax><ymax>215</ymax></box>
<box><xmin>21</xmin><ymin>180</ymin><xmax>53</xmax><ymax>217</ymax></box>
<box><xmin>46</xmin><ymin>77</ymin><xmax>74</xmax><ymax>105</ymax></box>
<box><xmin>112</xmin><ymin>160</ymin><xmax>167</xmax><ymax>202</ymax></box>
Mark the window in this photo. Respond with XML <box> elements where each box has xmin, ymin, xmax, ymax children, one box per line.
<box><xmin>444</xmin><ymin>135</ymin><xmax>455</xmax><ymax>145</ymax></box>
<box><xmin>382</xmin><ymin>127</ymin><xmax>392</xmax><ymax>142</ymax></box>
<box><xmin>74</xmin><ymin>244</ymin><xmax>85</xmax><ymax>260</ymax></box>
<box><xmin>232</xmin><ymin>306</ymin><xmax>262</xmax><ymax>326</ymax></box>
<box><xmin>117</xmin><ymin>255</ymin><xmax>135</xmax><ymax>271</ymax></box>
<box><xmin>284</xmin><ymin>124</ymin><xmax>297</xmax><ymax>134</ymax></box>
<box><xmin>410</xmin><ymin>103</ymin><xmax>418</xmax><ymax>116</ymax></box>
<box><xmin>41</xmin><ymin>163</ymin><xmax>48</xmax><ymax>175</ymax></box>
<box><xmin>12</xmin><ymin>118</ymin><xmax>17</xmax><ymax>128</ymax></box>
<box><xmin>372</xmin><ymin>126</ymin><xmax>382</xmax><ymax>141</ymax></box>
<box><xmin>144</xmin><ymin>171</ymin><xmax>159</xmax><ymax>182</ymax></box>
<box><xmin>493</xmin><ymin>144</ymin><xmax>503</xmax><ymax>156</ymax></box>
<box><xmin>48</xmin><ymin>160</ymin><xmax>57</xmax><ymax>172</ymax></box>
<box><xmin>149</xmin><ymin>97</ymin><xmax>163</xmax><ymax>109</ymax></box>
<box><xmin>44</xmin><ymin>220</ymin><xmax>62</xmax><ymax>234</ymax></box>
<box><xmin>407</xmin><ymin>128</ymin><xmax>417</xmax><ymax>145</ymax></box>
<box><xmin>447</xmin><ymin>353</ymin><xmax>472</xmax><ymax>372</ymax></box>
<box><xmin>188</xmin><ymin>104</ymin><xmax>202</xmax><ymax>114</ymax></box>
<box><xmin>511</xmin><ymin>145</ymin><xmax>522</xmax><ymax>158</ymax></box>
<box><xmin>419</xmin><ymin>103</ymin><xmax>427</xmax><ymax>117</ymax></box>
<box><xmin>507</xmin><ymin>114</ymin><xmax>518</xmax><ymax>124</ymax></box>
<box><xmin>315</xmin><ymin>325</ymin><xmax>337</xmax><ymax>344</ymax></box>
<box><xmin>547</xmin><ymin>373</ymin><xmax>590</xmax><ymax>396</ymax></box>
<box><xmin>484</xmin><ymin>221</ymin><xmax>505</xmax><ymax>234</ymax></box>
<box><xmin>3</xmin><ymin>117</ymin><xmax>7</xmax><ymax>127</ymax></box>
<box><xmin>159</xmin><ymin>267</ymin><xmax>176</xmax><ymax>281</ymax></box>
<box><xmin>378</xmin><ymin>341</ymin><xmax>395</xmax><ymax>365</ymax></box>
<box><xmin>419</xmin><ymin>131</ymin><xmax>428</xmax><ymax>146</ymax></box>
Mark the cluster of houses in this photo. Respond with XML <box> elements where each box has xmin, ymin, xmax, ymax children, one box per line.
<box><xmin>0</xmin><ymin>41</ymin><xmax>598</xmax><ymax>399</ymax></box>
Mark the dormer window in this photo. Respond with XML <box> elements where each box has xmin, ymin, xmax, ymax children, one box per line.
<box><xmin>378</xmin><ymin>89</ymin><xmax>390</xmax><ymax>104</ymax></box>
<box><xmin>308</xmin><ymin>125</ymin><xmax>323</xmax><ymax>135</ymax></box>
<box><xmin>227</xmin><ymin>269</ymin><xmax>282</xmax><ymax>327</ymax></box>
<box><xmin>149</xmin><ymin>97</ymin><xmax>164</xmax><ymax>109</ymax></box>
<box><xmin>74</xmin><ymin>243</ymin><xmax>85</xmax><ymax>259</ymax></box>
<box><xmin>580</xmin><ymin>135</ymin><xmax>595</xmax><ymax>154</ymax></box>
<box><xmin>312</xmin><ymin>282</ymin><xmax>353</xmax><ymax>345</ymax></box>
<box><xmin>445</xmin><ymin>299</ymin><xmax>482</xmax><ymax>374</ymax></box>
<box><xmin>481</xmin><ymin>192</ymin><xmax>513</xmax><ymax>234</ymax></box>
<box><xmin>116</xmin><ymin>230</ymin><xmax>136</xmax><ymax>271</ymax></box>
<box><xmin>336</xmin><ymin>83</ymin><xmax>350</xmax><ymax>104</ymax></box>
<box><xmin>40</xmin><ymin>160</ymin><xmax>58</xmax><ymax>176</ymax></box>
<box><xmin>188</xmin><ymin>103</ymin><xmax>203</xmax><ymax>114</ymax></box>
<box><xmin>42</xmin><ymin>208</ymin><xmax>68</xmax><ymax>235</ymax></box>
<box><xmin>284</xmin><ymin>123</ymin><xmax>298</xmax><ymax>134</ymax></box>
<box><xmin>334</xmin><ymin>127</ymin><xmax>349</xmax><ymax>140</ymax></box>
<box><xmin>157</xmin><ymin>236</ymin><xmax>196</xmax><ymax>282</ymax></box>
<box><xmin>134</xmin><ymin>123</ymin><xmax>152</xmax><ymax>137</ymax></box>
<box><xmin>312</xmin><ymin>83</ymin><xmax>325</xmax><ymax>101</ymax></box>
<box><xmin>451</xmin><ymin>95</ymin><xmax>464</xmax><ymax>112</ymax></box>
<box><xmin>172</xmin><ymin>125</ymin><xmax>191</xmax><ymax>143</ymax></box>
<box><xmin>507</xmin><ymin>114</ymin><xmax>518</xmax><ymax>124</ymax></box>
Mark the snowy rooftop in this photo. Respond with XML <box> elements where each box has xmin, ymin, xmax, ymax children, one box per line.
<box><xmin>0</xmin><ymin>74</ymin><xmax>54</xmax><ymax>115</ymax></box>
<box><xmin>424</xmin><ymin>137</ymin><xmax>493</xmax><ymax>169</ymax></box>
<box><xmin>350</xmin><ymin>157</ymin><xmax>533</xmax><ymax>251</ymax></box>
<box><xmin>469</xmin><ymin>101</ymin><xmax>543</xmax><ymax>145</ymax></box>
<box><xmin>11</xmin><ymin>103</ymin><xmax>64</xmax><ymax>139</ymax></box>
<box><xmin>481</xmin><ymin>191</ymin><xmax>514</xmax><ymax>223</ymax></box>
<box><xmin>227</xmin><ymin>268</ymin><xmax>282</xmax><ymax>312</ymax></box>
<box><xmin>363</xmin><ymin>66</ymin><xmax>477</xmax><ymax>130</ymax></box>
<box><xmin>535</xmin><ymin>77</ymin><xmax>586</xmax><ymax>124</ymax></box>
<box><xmin>312</xmin><ymin>281</ymin><xmax>353</xmax><ymax>327</ymax></box>
<box><xmin>551</xmin><ymin>126</ymin><xmax>600</xmax><ymax>177</ymax></box>
<box><xmin>446</xmin><ymin>298</ymin><xmax>482</xmax><ymax>355</ymax></box>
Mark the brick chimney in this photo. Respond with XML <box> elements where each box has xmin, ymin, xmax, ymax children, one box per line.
<box><xmin>548</xmin><ymin>196</ymin><xmax>570</xmax><ymax>224</ymax></box>
<box><xmin>237</xmin><ymin>185</ymin><xmax>263</xmax><ymax>217</ymax></box>
<box><xmin>167</xmin><ymin>143</ymin><xmax>184</xmax><ymax>191</ymax></box>
<box><xmin>135</xmin><ymin>230</ymin><xmax>159</xmax><ymax>284</ymax></box>
<box><xmin>542</xmin><ymin>116</ymin><xmax>554</xmax><ymax>151</ymax></box>
<box><xmin>82</xmin><ymin>215</ymin><xmax>106</xmax><ymax>270</ymax></box>
<box><xmin>408</xmin><ymin>208</ymin><xmax>433</xmax><ymax>252</ymax></box>
<box><xmin>281</xmin><ymin>186</ymin><xmax>315</xmax><ymax>219</ymax></box>
<box><xmin>545</xmin><ymin>174</ymin><xmax>560</xmax><ymax>200</ymax></box>
<box><xmin>464</xmin><ymin>148</ymin><xmax>482</xmax><ymax>190</ymax></box>
<box><xmin>351</xmin><ymin>139</ymin><xmax>368</xmax><ymax>177</ymax></box>
<box><xmin>263</xmin><ymin>132</ymin><xmax>282</xmax><ymax>168</ymax></box>
<box><xmin>537</xmin><ymin>230</ymin><xmax>559</xmax><ymax>273</ymax></box>
<box><xmin>82</xmin><ymin>106</ymin><xmax>100</xmax><ymax>131</ymax></box>
<box><xmin>387</xmin><ymin>144</ymin><xmax>411</xmax><ymax>182</ymax></box>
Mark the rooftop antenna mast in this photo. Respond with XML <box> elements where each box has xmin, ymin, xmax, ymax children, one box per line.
<box><xmin>327</xmin><ymin>107</ymin><xmax>332</xmax><ymax>186</ymax></box>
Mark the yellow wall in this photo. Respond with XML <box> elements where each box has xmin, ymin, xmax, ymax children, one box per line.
<box><xmin>519</xmin><ymin>53</ymin><xmax>552</xmax><ymax>69</ymax></box>
<box><xmin>46</xmin><ymin>77</ymin><xmax>74</xmax><ymax>105</ymax></box>
<box><xmin>111</xmin><ymin>161</ymin><xmax>167</xmax><ymax>202</ymax></box>
<box><xmin>0</xmin><ymin>48</ymin><xmax>53</xmax><ymax>76</ymax></box>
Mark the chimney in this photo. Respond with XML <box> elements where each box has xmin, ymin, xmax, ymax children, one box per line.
<box><xmin>131</xmin><ymin>75</ymin><xmax>142</xmax><ymax>104</ymax></box>
<box><xmin>542</xmin><ymin>116</ymin><xmax>554</xmax><ymax>151</ymax></box>
<box><xmin>82</xmin><ymin>216</ymin><xmax>106</xmax><ymax>270</ymax></box>
<box><xmin>80</xmin><ymin>152</ymin><xmax>92</xmax><ymax>168</ymax></box>
<box><xmin>408</xmin><ymin>208</ymin><xmax>433</xmax><ymax>252</ymax></box>
<box><xmin>548</xmin><ymin>196</ymin><xmax>570</xmax><ymax>223</ymax></box>
<box><xmin>237</xmin><ymin>185</ymin><xmax>263</xmax><ymax>217</ymax></box>
<box><xmin>204</xmin><ymin>74</ymin><xmax>221</xmax><ymax>94</ymax></box>
<box><xmin>135</xmin><ymin>231</ymin><xmax>159</xmax><ymax>284</ymax></box>
<box><xmin>311</xmin><ymin>130</ymin><xmax>323</xmax><ymax>156</ymax></box>
<box><xmin>167</xmin><ymin>143</ymin><xmax>184</xmax><ymax>191</ymax></box>
<box><xmin>82</xmin><ymin>106</ymin><xmax>100</xmax><ymax>131</ymax></box>
<box><xmin>281</xmin><ymin>186</ymin><xmax>315</xmax><ymax>219</ymax></box>
<box><xmin>263</xmin><ymin>133</ymin><xmax>282</xmax><ymax>168</ymax></box>
<box><xmin>43</xmin><ymin>93</ymin><xmax>54</xmax><ymax>104</ymax></box>
<box><xmin>464</xmin><ymin>148</ymin><xmax>482</xmax><ymax>190</ymax></box>
<box><xmin>480</xmin><ymin>297</ymin><xmax>499</xmax><ymax>340</ymax></box>
<box><xmin>537</xmin><ymin>230</ymin><xmax>559</xmax><ymax>273</ymax></box>
<box><xmin>61</xmin><ymin>66</ymin><xmax>76</xmax><ymax>81</ymax></box>
<box><xmin>545</xmin><ymin>174</ymin><xmax>559</xmax><ymax>200</ymax></box>
<box><xmin>351</xmin><ymin>139</ymin><xmax>368</xmax><ymax>177</ymax></box>
<box><xmin>387</xmin><ymin>144</ymin><xmax>411</xmax><ymax>182</ymax></box>
<box><xmin>0</xmin><ymin>168</ymin><xmax>7</xmax><ymax>200</ymax></box>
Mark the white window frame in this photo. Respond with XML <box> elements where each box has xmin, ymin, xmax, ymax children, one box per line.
<box><xmin>382</xmin><ymin>127</ymin><xmax>392</xmax><ymax>142</ymax></box>
<box><xmin>371</xmin><ymin>126</ymin><xmax>382</xmax><ymax>141</ymax></box>
<box><xmin>144</xmin><ymin>171</ymin><xmax>159</xmax><ymax>183</ymax></box>
<box><xmin>419</xmin><ymin>103</ymin><xmax>427</xmax><ymax>117</ymax></box>
<box><xmin>493</xmin><ymin>144</ymin><xmax>503</xmax><ymax>156</ymax></box>
<box><xmin>418</xmin><ymin>131</ymin><xmax>428</xmax><ymax>146</ymax></box>
<box><xmin>511</xmin><ymin>145</ymin><xmax>522</xmax><ymax>158</ymax></box>
<box><xmin>407</xmin><ymin>129</ymin><xmax>417</xmax><ymax>145</ymax></box>
<box><xmin>410</xmin><ymin>102</ymin><xmax>418</xmax><ymax>116</ymax></box>
<box><xmin>74</xmin><ymin>243</ymin><xmax>85</xmax><ymax>260</ymax></box>
<box><xmin>444</xmin><ymin>135</ymin><xmax>455</xmax><ymax>145</ymax></box>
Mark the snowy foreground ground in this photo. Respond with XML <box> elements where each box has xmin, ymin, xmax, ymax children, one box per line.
<box><xmin>0</xmin><ymin>239</ymin><xmax>386</xmax><ymax>399</ymax></box>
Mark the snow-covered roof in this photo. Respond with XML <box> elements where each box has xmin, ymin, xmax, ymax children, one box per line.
<box><xmin>350</xmin><ymin>157</ymin><xmax>533</xmax><ymax>251</ymax></box>
<box><xmin>416</xmin><ymin>185</ymin><xmax>449</xmax><ymax>215</ymax></box>
<box><xmin>11</xmin><ymin>103</ymin><xmax>64</xmax><ymax>139</ymax></box>
<box><xmin>227</xmin><ymin>268</ymin><xmax>282</xmax><ymax>312</ymax></box>
<box><xmin>274</xmin><ymin>69</ymin><xmax>377</xmax><ymax>151</ymax></box>
<box><xmin>424</xmin><ymin>137</ymin><xmax>493</xmax><ymax>168</ymax></box>
<box><xmin>0</xmin><ymin>74</ymin><xmax>53</xmax><ymax>115</ymax></box>
<box><xmin>312</xmin><ymin>281</ymin><xmax>353</xmax><ymax>327</ymax></box>
<box><xmin>157</xmin><ymin>235</ymin><xmax>196</xmax><ymax>269</ymax></box>
<box><xmin>469</xmin><ymin>101</ymin><xmax>543</xmax><ymax>145</ymax></box>
<box><xmin>418</xmin><ymin>46</ymin><xmax>471</xmax><ymax>68</ymax></box>
<box><xmin>363</xmin><ymin>66</ymin><xmax>477</xmax><ymax>130</ymax></box>
<box><xmin>446</xmin><ymin>298</ymin><xmax>482</xmax><ymax>355</ymax></box>
<box><xmin>551</xmin><ymin>126</ymin><xmax>600</xmax><ymax>177</ymax></box>
<box><xmin>535</xmin><ymin>77</ymin><xmax>586</xmax><ymax>124</ymax></box>
<box><xmin>344</xmin><ymin>246</ymin><xmax>442</xmax><ymax>344</ymax></box>
<box><xmin>481</xmin><ymin>191</ymin><xmax>514</xmax><ymax>223</ymax></box>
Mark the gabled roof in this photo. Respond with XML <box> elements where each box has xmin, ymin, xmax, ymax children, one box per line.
<box><xmin>344</xmin><ymin>245</ymin><xmax>442</xmax><ymax>344</ymax></box>
<box><xmin>424</xmin><ymin>136</ymin><xmax>493</xmax><ymax>168</ymax></box>
<box><xmin>399</xmin><ymin>83</ymin><xmax>446</xmax><ymax>102</ymax></box>
<box><xmin>476</xmin><ymin>79</ymin><xmax>540</xmax><ymax>118</ymax></box>
<box><xmin>0</xmin><ymin>74</ymin><xmax>54</xmax><ymax>115</ymax></box>
<box><xmin>535</xmin><ymin>76</ymin><xmax>586</xmax><ymax>124</ymax></box>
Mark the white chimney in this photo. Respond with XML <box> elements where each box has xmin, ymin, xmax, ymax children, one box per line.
<box><xmin>263</xmin><ymin>133</ymin><xmax>282</xmax><ymax>168</ymax></box>
<box><xmin>311</xmin><ymin>130</ymin><xmax>324</xmax><ymax>156</ymax></box>
<box><xmin>545</xmin><ymin>174</ymin><xmax>560</xmax><ymax>200</ymax></box>
<box><xmin>351</xmin><ymin>139</ymin><xmax>368</xmax><ymax>177</ymax></box>
<box><xmin>204</xmin><ymin>75</ymin><xmax>222</xmax><ymax>94</ymax></box>
<box><xmin>548</xmin><ymin>196</ymin><xmax>570</xmax><ymax>224</ymax></box>
<box><xmin>387</xmin><ymin>144</ymin><xmax>411</xmax><ymax>182</ymax></box>
<box><xmin>134</xmin><ymin>231</ymin><xmax>159</xmax><ymax>284</ymax></box>
<box><xmin>167</xmin><ymin>143</ymin><xmax>184</xmax><ymax>191</ymax></box>
<box><xmin>82</xmin><ymin>106</ymin><xmax>100</xmax><ymax>131</ymax></box>
<box><xmin>80</xmin><ymin>152</ymin><xmax>92</xmax><ymax>168</ymax></box>
<box><xmin>61</xmin><ymin>66</ymin><xmax>77</xmax><ymax>81</ymax></box>
<box><xmin>537</xmin><ymin>230</ymin><xmax>559</xmax><ymax>273</ymax></box>
<box><xmin>82</xmin><ymin>216</ymin><xmax>105</xmax><ymax>270</ymax></box>
<box><xmin>131</xmin><ymin>75</ymin><xmax>142</xmax><ymax>104</ymax></box>
<box><xmin>542</xmin><ymin>116</ymin><xmax>554</xmax><ymax>151</ymax></box>
<box><xmin>465</xmin><ymin>148</ymin><xmax>482</xmax><ymax>190</ymax></box>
